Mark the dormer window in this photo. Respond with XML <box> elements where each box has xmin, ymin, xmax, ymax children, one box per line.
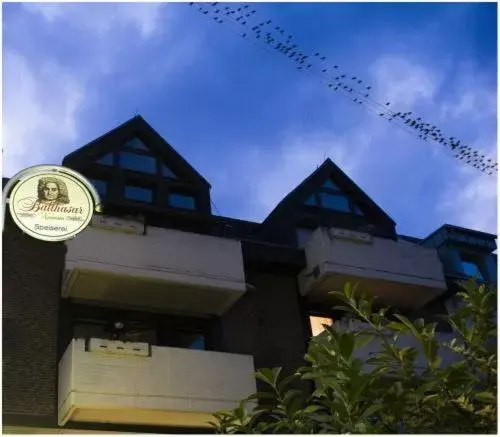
<box><xmin>303</xmin><ymin>177</ymin><xmax>364</xmax><ymax>215</ymax></box>
<box><xmin>322</xmin><ymin>180</ymin><xmax>340</xmax><ymax>190</ymax></box>
<box><xmin>125</xmin><ymin>137</ymin><xmax>149</xmax><ymax>151</ymax></box>
<box><xmin>320</xmin><ymin>193</ymin><xmax>351</xmax><ymax>212</ymax></box>
<box><xmin>119</xmin><ymin>151</ymin><xmax>156</xmax><ymax>174</ymax></box>
<box><xmin>125</xmin><ymin>185</ymin><xmax>154</xmax><ymax>203</ymax></box>
<box><xmin>97</xmin><ymin>153</ymin><xmax>113</xmax><ymax>166</ymax></box>
<box><xmin>161</xmin><ymin>163</ymin><xmax>177</xmax><ymax>179</ymax></box>
<box><xmin>460</xmin><ymin>257</ymin><xmax>484</xmax><ymax>280</ymax></box>
<box><xmin>169</xmin><ymin>193</ymin><xmax>196</xmax><ymax>210</ymax></box>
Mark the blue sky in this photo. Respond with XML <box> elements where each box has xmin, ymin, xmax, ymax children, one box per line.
<box><xmin>3</xmin><ymin>2</ymin><xmax>497</xmax><ymax>237</ymax></box>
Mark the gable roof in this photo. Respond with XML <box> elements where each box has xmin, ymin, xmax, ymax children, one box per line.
<box><xmin>62</xmin><ymin>115</ymin><xmax>211</xmax><ymax>188</ymax></box>
<box><xmin>263</xmin><ymin>158</ymin><xmax>395</xmax><ymax>226</ymax></box>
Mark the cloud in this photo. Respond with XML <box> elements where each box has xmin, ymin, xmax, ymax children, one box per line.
<box><xmin>370</xmin><ymin>56</ymin><xmax>442</xmax><ymax>108</ymax></box>
<box><xmin>440</xmin><ymin>66</ymin><xmax>497</xmax><ymax>123</ymax></box>
<box><xmin>3</xmin><ymin>3</ymin><xmax>192</xmax><ymax>178</ymax></box>
<box><xmin>211</xmin><ymin>126</ymin><xmax>375</xmax><ymax>222</ymax></box>
<box><xmin>2</xmin><ymin>49</ymin><xmax>84</xmax><ymax>177</ymax></box>
<box><xmin>217</xmin><ymin>51</ymin><xmax>496</xmax><ymax>237</ymax></box>
<box><xmin>23</xmin><ymin>3</ymin><xmax>165</xmax><ymax>40</ymax></box>
<box><xmin>435</xmin><ymin>67</ymin><xmax>497</xmax><ymax>234</ymax></box>
<box><xmin>437</xmin><ymin>136</ymin><xmax>497</xmax><ymax>234</ymax></box>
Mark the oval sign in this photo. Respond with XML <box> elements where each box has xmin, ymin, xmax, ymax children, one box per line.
<box><xmin>8</xmin><ymin>168</ymin><xmax>96</xmax><ymax>242</ymax></box>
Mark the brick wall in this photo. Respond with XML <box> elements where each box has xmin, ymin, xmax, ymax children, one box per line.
<box><xmin>2</xmin><ymin>216</ymin><xmax>66</xmax><ymax>423</ymax></box>
<box><xmin>219</xmin><ymin>269</ymin><xmax>308</xmax><ymax>384</ymax></box>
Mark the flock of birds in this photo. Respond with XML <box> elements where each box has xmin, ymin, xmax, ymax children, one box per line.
<box><xmin>189</xmin><ymin>2</ymin><xmax>497</xmax><ymax>176</ymax></box>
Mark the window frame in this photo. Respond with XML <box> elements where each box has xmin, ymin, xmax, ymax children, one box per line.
<box><xmin>124</xmin><ymin>183</ymin><xmax>155</xmax><ymax>204</ymax></box>
<box><xmin>119</xmin><ymin>150</ymin><xmax>158</xmax><ymax>175</ymax></box>
<box><xmin>459</xmin><ymin>253</ymin><xmax>486</xmax><ymax>280</ymax></box>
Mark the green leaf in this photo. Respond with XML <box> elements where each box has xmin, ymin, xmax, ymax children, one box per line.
<box><xmin>338</xmin><ymin>333</ymin><xmax>356</xmax><ymax>359</ymax></box>
<box><xmin>386</xmin><ymin>321</ymin><xmax>406</xmax><ymax>331</ymax></box>
<box><xmin>246</xmin><ymin>391</ymin><xmax>277</xmax><ymax>402</ymax></box>
<box><xmin>255</xmin><ymin>368</ymin><xmax>281</xmax><ymax>388</ymax></box>
<box><xmin>282</xmin><ymin>389</ymin><xmax>303</xmax><ymax>406</ymax></box>
<box><xmin>302</xmin><ymin>405</ymin><xmax>325</xmax><ymax>414</ymax></box>
<box><xmin>394</xmin><ymin>314</ymin><xmax>419</xmax><ymax>337</ymax></box>
<box><xmin>360</xmin><ymin>403</ymin><xmax>384</xmax><ymax>419</ymax></box>
<box><xmin>277</xmin><ymin>374</ymin><xmax>298</xmax><ymax>394</ymax></box>
<box><xmin>422</xmin><ymin>394</ymin><xmax>439</xmax><ymax>403</ymax></box>
<box><xmin>475</xmin><ymin>392</ymin><xmax>496</xmax><ymax>404</ymax></box>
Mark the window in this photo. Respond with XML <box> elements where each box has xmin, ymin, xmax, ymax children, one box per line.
<box><xmin>125</xmin><ymin>185</ymin><xmax>153</xmax><ymax>203</ymax></box>
<box><xmin>97</xmin><ymin>153</ymin><xmax>114</xmax><ymax>166</ymax></box>
<box><xmin>304</xmin><ymin>188</ymin><xmax>363</xmax><ymax>215</ymax></box>
<box><xmin>297</xmin><ymin>227</ymin><xmax>314</xmax><ymax>248</ymax></box>
<box><xmin>178</xmin><ymin>332</ymin><xmax>205</xmax><ymax>350</ymax></box>
<box><xmin>88</xmin><ymin>179</ymin><xmax>107</xmax><ymax>197</ymax></box>
<box><xmin>74</xmin><ymin>321</ymin><xmax>157</xmax><ymax>344</ymax></box>
<box><xmin>161</xmin><ymin>164</ymin><xmax>177</xmax><ymax>179</ymax></box>
<box><xmin>74</xmin><ymin>322</ymin><xmax>106</xmax><ymax>340</ymax></box>
<box><xmin>461</xmin><ymin>259</ymin><xmax>484</xmax><ymax>280</ymax></box>
<box><xmin>305</xmin><ymin>195</ymin><xmax>317</xmax><ymax>206</ymax></box>
<box><xmin>309</xmin><ymin>316</ymin><xmax>333</xmax><ymax>337</ymax></box>
<box><xmin>125</xmin><ymin>137</ymin><xmax>149</xmax><ymax>151</ymax></box>
<box><xmin>353</xmin><ymin>205</ymin><xmax>364</xmax><ymax>216</ymax></box>
<box><xmin>120</xmin><ymin>151</ymin><xmax>156</xmax><ymax>174</ymax></box>
<box><xmin>170</xmin><ymin>193</ymin><xmax>196</xmax><ymax>210</ymax></box>
<box><xmin>320</xmin><ymin>193</ymin><xmax>351</xmax><ymax>212</ymax></box>
<box><xmin>322</xmin><ymin>179</ymin><xmax>340</xmax><ymax>190</ymax></box>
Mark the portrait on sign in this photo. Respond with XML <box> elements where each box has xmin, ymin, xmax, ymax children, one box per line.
<box><xmin>38</xmin><ymin>177</ymin><xmax>70</xmax><ymax>205</ymax></box>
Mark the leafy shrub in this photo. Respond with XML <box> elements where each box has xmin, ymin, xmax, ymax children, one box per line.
<box><xmin>211</xmin><ymin>280</ymin><xmax>497</xmax><ymax>434</ymax></box>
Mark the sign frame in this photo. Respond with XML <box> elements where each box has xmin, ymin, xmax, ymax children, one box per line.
<box><xmin>2</xmin><ymin>165</ymin><xmax>103</xmax><ymax>242</ymax></box>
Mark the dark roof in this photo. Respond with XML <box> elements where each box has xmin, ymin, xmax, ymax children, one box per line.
<box><xmin>422</xmin><ymin>223</ymin><xmax>497</xmax><ymax>242</ymax></box>
<box><xmin>62</xmin><ymin>115</ymin><xmax>211</xmax><ymax>188</ymax></box>
<box><xmin>263</xmin><ymin>157</ymin><xmax>395</xmax><ymax>226</ymax></box>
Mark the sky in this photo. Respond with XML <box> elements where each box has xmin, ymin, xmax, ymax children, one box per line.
<box><xmin>2</xmin><ymin>1</ymin><xmax>498</xmax><ymax>238</ymax></box>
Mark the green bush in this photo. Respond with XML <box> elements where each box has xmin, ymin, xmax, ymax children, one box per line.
<box><xmin>211</xmin><ymin>280</ymin><xmax>497</xmax><ymax>433</ymax></box>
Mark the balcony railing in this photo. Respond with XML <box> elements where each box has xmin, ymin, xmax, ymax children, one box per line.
<box><xmin>63</xmin><ymin>217</ymin><xmax>248</xmax><ymax>316</ymax></box>
<box><xmin>58</xmin><ymin>338</ymin><xmax>257</xmax><ymax>429</ymax></box>
<box><xmin>299</xmin><ymin>227</ymin><xmax>447</xmax><ymax>308</ymax></box>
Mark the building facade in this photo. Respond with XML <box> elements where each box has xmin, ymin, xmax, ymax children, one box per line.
<box><xmin>3</xmin><ymin>116</ymin><xmax>497</xmax><ymax>433</ymax></box>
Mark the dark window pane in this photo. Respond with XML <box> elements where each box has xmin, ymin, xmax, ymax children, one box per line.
<box><xmin>170</xmin><ymin>193</ymin><xmax>195</xmax><ymax>210</ymax></box>
<box><xmin>97</xmin><ymin>153</ymin><xmax>113</xmax><ymax>166</ymax></box>
<box><xmin>188</xmin><ymin>335</ymin><xmax>205</xmax><ymax>350</ymax></box>
<box><xmin>320</xmin><ymin>193</ymin><xmax>350</xmax><ymax>212</ymax></box>
<box><xmin>125</xmin><ymin>138</ymin><xmax>149</xmax><ymax>151</ymax></box>
<box><xmin>88</xmin><ymin>179</ymin><xmax>107</xmax><ymax>197</ymax></box>
<box><xmin>125</xmin><ymin>185</ymin><xmax>153</xmax><ymax>203</ymax></box>
<box><xmin>305</xmin><ymin>195</ymin><xmax>317</xmax><ymax>206</ymax></box>
<box><xmin>170</xmin><ymin>331</ymin><xmax>205</xmax><ymax>350</ymax></box>
<box><xmin>161</xmin><ymin>164</ymin><xmax>177</xmax><ymax>179</ymax></box>
<box><xmin>74</xmin><ymin>322</ymin><xmax>106</xmax><ymax>340</ymax></box>
<box><xmin>461</xmin><ymin>260</ymin><xmax>484</xmax><ymax>279</ymax></box>
<box><xmin>322</xmin><ymin>180</ymin><xmax>340</xmax><ymax>190</ymax></box>
<box><xmin>120</xmin><ymin>151</ymin><xmax>156</xmax><ymax>174</ymax></box>
<box><xmin>353</xmin><ymin>205</ymin><xmax>364</xmax><ymax>216</ymax></box>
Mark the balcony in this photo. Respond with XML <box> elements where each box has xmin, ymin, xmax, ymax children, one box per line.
<box><xmin>63</xmin><ymin>216</ymin><xmax>247</xmax><ymax>316</ymax></box>
<box><xmin>58</xmin><ymin>338</ymin><xmax>256</xmax><ymax>429</ymax></box>
<box><xmin>299</xmin><ymin>228</ymin><xmax>446</xmax><ymax>308</ymax></box>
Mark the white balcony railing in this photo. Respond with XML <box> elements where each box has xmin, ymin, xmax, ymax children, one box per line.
<box><xmin>63</xmin><ymin>217</ymin><xmax>247</xmax><ymax>316</ymax></box>
<box><xmin>58</xmin><ymin>339</ymin><xmax>257</xmax><ymax>429</ymax></box>
<box><xmin>299</xmin><ymin>228</ymin><xmax>447</xmax><ymax>308</ymax></box>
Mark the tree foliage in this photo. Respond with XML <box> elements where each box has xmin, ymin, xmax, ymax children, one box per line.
<box><xmin>210</xmin><ymin>280</ymin><xmax>497</xmax><ymax>433</ymax></box>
